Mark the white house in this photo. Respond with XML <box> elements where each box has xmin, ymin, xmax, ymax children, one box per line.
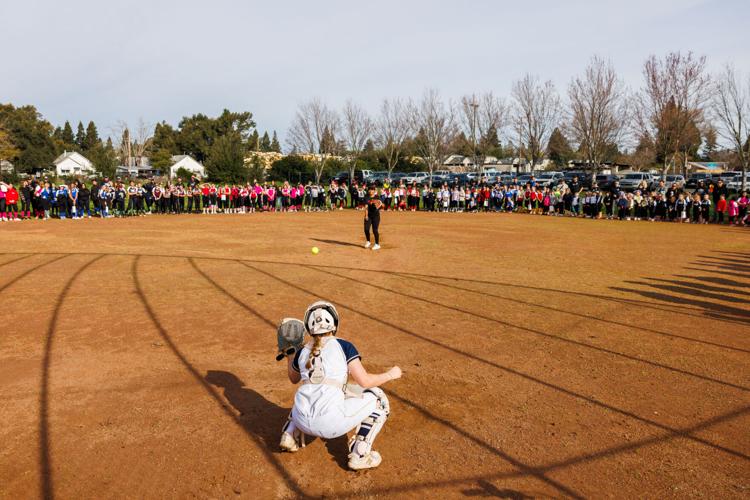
<box><xmin>169</xmin><ymin>155</ymin><xmax>205</xmax><ymax>179</ymax></box>
<box><xmin>53</xmin><ymin>151</ymin><xmax>95</xmax><ymax>176</ymax></box>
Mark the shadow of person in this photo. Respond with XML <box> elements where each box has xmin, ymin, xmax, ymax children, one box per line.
<box><xmin>461</xmin><ymin>479</ymin><xmax>533</xmax><ymax>498</ymax></box>
<box><xmin>310</xmin><ymin>238</ymin><xmax>361</xmax><ymax>248</ymax></box>
<box><xmin>205</xmin><ymin>370</ymin><xmax>293</xmax><ymax>452</ymax></box>
<box><xmin>323</xmin><ymin>435</ymin><xmax>350</xmax><ymax>469</ymax></box>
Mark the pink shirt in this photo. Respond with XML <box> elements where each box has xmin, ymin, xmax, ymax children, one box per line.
<box><xmin>728</xmin><ymin>200</ymin><xmax>739</xmax><ymax>217</ymax></box>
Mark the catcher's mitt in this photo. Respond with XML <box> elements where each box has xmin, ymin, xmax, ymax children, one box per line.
<box><xmin>276</xmin><ymin>318</ymin><xmax>305</xmax><ymax>361</ymax></box>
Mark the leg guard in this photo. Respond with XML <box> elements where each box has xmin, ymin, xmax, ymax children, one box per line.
<box><xmin>349</xmin><ymin>388</ymin><xmax>389</xmax><ymax>457</ymax></box>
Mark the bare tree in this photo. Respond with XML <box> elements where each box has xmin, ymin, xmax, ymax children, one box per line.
<box><xmin>287</xmin><ymin>98</ymin><xmax>340</xmax><ymax>184</ymax></box>
<box><xmin>511</xmin><ymin>74</ymin><xmax>561</xmax><ymax>170</ymax></box>
<box><xmin>458</xmin><ymin>92</ymin><xmax>508</xmax><ymax>171</ymax></box>
<box><xmin>567</xmin><ymin>56</ymin><xmax>629</xmax><ymax>177</ymax></box>
<box><xmin>112</xmin><ymin>118</ymin><xmax>153</xmax><ymax>168</ymax></box>
<box><xmin>635</xmin><ymin>51</ymin><xmax>710</xmax><ymax>176</ymax></box>
<box><xmin>341</xmin><ymin>99</ymin><xmax>373</xmax><ymax>186</ymax></box>
<box><xmin>132</xmin><ymin>118</ymin><xmax>153</xmax><ymax>166</ymax></box>
<box><xmin>374</xmin><ymin>98</ymin><xmax>409</xmax><ymax>177</ymax></box>
<box><xmin>713</xmin><ymin>64</ymin><xmax>750</xmax><ymax>192</ymax></box>
<box><xmin>407</xmin><ymin>89</ymin><xmax>456</xmax><ymax>187</ymax></box>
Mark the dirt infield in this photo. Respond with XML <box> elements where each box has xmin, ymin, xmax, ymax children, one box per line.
<box><xmin>0</xmin><ymin>212</ymin><xmax>748</xmax><ymax>499</ymax></box>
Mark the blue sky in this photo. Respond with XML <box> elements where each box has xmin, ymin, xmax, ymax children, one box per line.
<box><xmin>1</xmin><ymin>0</ymin><xmax>748</xmax><ymax>147</ymax></box>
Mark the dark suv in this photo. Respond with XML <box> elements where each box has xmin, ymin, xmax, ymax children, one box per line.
<box><xmin>564</xmin><ymin>171</ymin><xmax>592</xmax><ymax>188</ymax></box>
<box><xmin>594</xmin><ymin>174</ymin><xmax>620</xmax><ymax>191</ymax></box>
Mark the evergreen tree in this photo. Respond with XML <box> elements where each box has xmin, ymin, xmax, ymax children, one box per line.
<box><xmin>150</xmin><ymin>121</ymin><xmax>179</xmax><ymax>170</ymax></box>
<box><xmin>75</xmin><ymin>121</ymin><xmax>86</xmax><ymax>149</ymax></box>
<box><xmin>479</xmin><ymin>125</ymin><xmax>502</xmax><ymax>157</ymax></box>
<box><xmin>450</xmin><ymin>132</ymin><xmax>473</xmax><ymax>157</ymax></box>
<box><xmin>547</xmin><ymin>128</ymin><xmax>573</xmax><ymax>167</ymax></box>
<box><xmin>702</xmin><ymin>125</ymin><xmax>718</xmax><ymax>161</ymax></box>
<box><xmin>61</xmin><ymin>121</ymin><xmax>75</xmax><ymax>146</ymax></box>
<box><xmin>206</xmin><ymin>132</ymin><xmax>247</xmax><ymax>182</ymax></box>
<box><xmin>83</xmin><ymin>121</ymin><xmax>100</xmax><ymax>151</ymax></box>
<box><xmin>319</xmin><ymin>126</ymin><xmax>337</xmax><ymax>155</ymax></box>
<box><xmin>269</xmin><ymin>155</ymin><xmax>315</xmax><ymax>182</ymax></box>
<box><xmin>249</xmin><ymin>130</ymin><xmax>260</xmax><ymax>151</ymax></box>
<box><xmin>270</xmin><ymin>131</ymin><xmax>281</xmax><ymax>153</ymax></box>
<box><xmin>260</xmin><ymin>131</ymin><xmax>271</xmax><ymax>152</ymax></box>
<box><xmin>0</xmin><ymin>104</ymin><xmax>57</xmax><ymax>173</ymax></box>
<box><xmin>88</xmin><ymin>140</ymin><xmax>117</xmax><ymax>178</ymax></box>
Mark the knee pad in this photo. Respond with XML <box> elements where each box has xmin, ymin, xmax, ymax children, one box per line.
<box><xmin>364</xmin><ymin>387</ymin><xmax>390</xmax><ymax>416</ymax></box>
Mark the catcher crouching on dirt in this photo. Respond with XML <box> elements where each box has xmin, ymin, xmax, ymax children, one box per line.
<box><xmin>276</xmin><ymin>301</ymin><xmax>402</xmax><ymax>470</ymax></box>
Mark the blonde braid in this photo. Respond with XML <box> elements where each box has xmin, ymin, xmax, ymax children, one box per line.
<box><xmin>306</xmin><ymin>334</ymin><xmax>326</xmax><ymax>370</ymax></box>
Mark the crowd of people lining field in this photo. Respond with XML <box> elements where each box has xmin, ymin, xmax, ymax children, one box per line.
<box><xmin>0</xmin><ymin>174</ymin><xmax>748</xmax><ymax>226</ymax></box>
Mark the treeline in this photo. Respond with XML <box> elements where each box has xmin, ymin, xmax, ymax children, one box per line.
<box><xmin>0</xmin><ymin>104</ymin><xmax>118</xmax><ymax>177</ymax></box>
<box><xmin>0</xmin><ymin>106</ymin><xmax>284</xmax><ymax>183</ymax></box>
<box><xmin>1</xmin><ymin>51</ymin><xmax>748</xmax><ymax>189</ymax></box>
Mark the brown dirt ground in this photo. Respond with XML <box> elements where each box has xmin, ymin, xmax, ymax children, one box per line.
<box><xmin>0</xmin><ymin>211</ymin><xmax>748</xmax><ymax>499</ymax></box>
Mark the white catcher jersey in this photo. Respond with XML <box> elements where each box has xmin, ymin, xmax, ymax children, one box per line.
<box><xmin>292</xmin><ymin>337</ymin><xmax>360</xmax><ymax>418</ymax></box>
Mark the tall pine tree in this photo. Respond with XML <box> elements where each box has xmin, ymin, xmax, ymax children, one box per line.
<box><xmin>260</xmin><ymin>131</ymin><xmax>271</xmax><ymax>152</ymax></box>
<box><xmin>270</xmin><ymin>131</ymin><xmax>281</xmax><ymax>153</ymax></box>
<box><xmin>75</xmin><ymin>121</ymin><xmax>86</xmax><ymax>149</ymax></box>
<box><xmin>249</xmin><ymin>130</ymin><xmax>260</xmax><ymax>151</ymax></box>
<box><xmin>83</xmin><ymin>121</ymin><xmax>100</xmax><ymax>151</ymax></box>
<box><xmin>62</xmin><ymin>121</ymin><xmax>75</xmax><ymax>146</ymax></box>
<box><xmin>547</xmin><ymin>128</ymin><xmax>573</xmax><ymax>167</ymax></box>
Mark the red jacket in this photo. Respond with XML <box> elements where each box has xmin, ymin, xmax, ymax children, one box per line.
<box><xmin>6</xmin><ymin>187</ymin><xmax>19</xmax><ymax>204</ymax></box>
<box><xmin>717</xmin><ymin>199</ymin><xmax>727</xmax><ymax>212</ymax></box>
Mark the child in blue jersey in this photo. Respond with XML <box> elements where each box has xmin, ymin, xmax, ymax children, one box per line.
<box><xmin>280</xmin><ymin>301</ymin><xmax>402</xmax><ymax>470</ymax></box>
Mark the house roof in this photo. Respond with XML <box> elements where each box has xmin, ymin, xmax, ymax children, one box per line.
<box><xmin>53</xmin><ymin>151</ymin><xmax>91</xmax><ymax>167</ymax></box>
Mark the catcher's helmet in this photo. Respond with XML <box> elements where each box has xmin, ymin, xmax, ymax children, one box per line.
<box><xmin>304</xmin><ymin>301</ymin><xmax>339</xmax><ymax>335</ymax></box>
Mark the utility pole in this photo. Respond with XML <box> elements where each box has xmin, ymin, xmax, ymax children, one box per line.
<box><xmin>470</xmin><ymin>94</ymin><xmax>479</xmax><ymax>174</ymax></box>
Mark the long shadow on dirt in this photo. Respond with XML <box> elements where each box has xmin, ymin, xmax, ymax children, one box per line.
<box><xmin>310</xmin><ymin>238</ymin><xmax>362</xmax><ymax>248</ymax></box>
<box><xmin>613</xmin><ymin>251</ymin><xmax>750</xmax><ymax>325</ymax></box>
<box><xmin>39</xmin><ymin>255</ymin><xmax>105</xmax><ymax>500</ymax></box>
<box><xmin>204</xmin><ymin>371</ymin><xmax>288</xmax><ymax>448</ymax></box>
<box><xmin>130</xmin><ymin>256</ymin><xmax>308</xmax><ymax>498</ymax></box>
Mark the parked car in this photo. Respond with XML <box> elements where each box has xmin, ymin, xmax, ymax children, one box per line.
<box><xmin>535</xmin><ymin>172</ymin><xmax>564</xmax><ymax>187</ymax></box>
<box><xmin>594</xmin><ymin>174</ymin><xmax>620</xmax><ymax>191</ymax></box>
<box><xmin>401</xmin><ymin>172</ymin><xmax>430</xmax><ymax>184</ymax></box>
<box><xmin>429</xmin><ymin>173</ymin><xmax>450</xmax><ymax>185</ymax></box>
<box><xmin>389</xmin><ymin>172</ymin><xmax>407</xmax><ymax>183</ymax></box>
<box><xmin>664</xmin><ymin>174</ymin><xmax>685</xmax><ymax>187</ymax></box>
<box><xmin>464</xmin><ymin>172</ymin><xmax>482</xmax><ymax>182</ymax></box>
<box><xmin>448</xmin><ymin>173</ymin><xmax>470</xmax><ymax>185</ymax></box>
<box><xmin>619</xmin><ymin>172</ymin><xmax>655</xmax><ymax>191</ymax></box>
<box><xmin>563</xmin><ymin>171</ymin><xmax>592</xmax><ymax>188</ymax></box>
<box><xmin>333</xmin><ymin>169</ymin><xmax>373</xmax><ymax>184</ymax></box>
<box><xmin>685</xmin><ymin>172</ymin><xmax>714</xmax><ymax>189</ymax></box>
<box><xmin>727</xmin><ymin>172</ymin><xmax>750</xmax><ymax>192</ymax></box>
<box><xmin>517</xmin><ymin>174</ymin><xmax>534</xmax><ymax>186</ymax></box>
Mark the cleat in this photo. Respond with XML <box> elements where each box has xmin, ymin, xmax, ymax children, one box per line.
<box><xmin>279</xmin><ymin>432</ymin><xmax>299</xmax><ymax>452</ymax></box>
<box><xmin>372</xmin><ymin>244</ymin><xmax>380</xmax><ymax>251</ymax></box>
<box><xmin>364</xmin><ymin>242</ymin><xmax>371</xmax><ymax>249</ymax></box>
<box><xmin>348</xmin><ymin>450</ymin><xmax>382</xmax><ymax>470</ymax></box>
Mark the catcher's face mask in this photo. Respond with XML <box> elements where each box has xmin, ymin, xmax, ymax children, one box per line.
<box><xmin>304</xmin><ymin>301</ymin><xmax>339</xmax><ymax>336</ymax></box>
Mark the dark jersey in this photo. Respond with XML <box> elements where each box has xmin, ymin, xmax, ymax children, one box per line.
<box><xmin>366</xmin><ymin>197</ymin><xmax>381</xmax><ymax>219</ymax></box>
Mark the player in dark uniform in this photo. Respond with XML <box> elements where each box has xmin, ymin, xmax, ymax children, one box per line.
<box><xmin>364</xmin><ymin>186</ymin><xmax>382</xmax><ymax>250</ymax></box>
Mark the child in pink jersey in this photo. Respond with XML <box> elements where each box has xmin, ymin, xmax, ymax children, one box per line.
<box><xmin>728</xmin><ymin>196</ymin><xmax>739</xmax><ymax>225</ymax></box>
<box><xmin>267</xmin><ymin>185</ymin><xmax>276</xmax><ymax>212</ymax></box>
